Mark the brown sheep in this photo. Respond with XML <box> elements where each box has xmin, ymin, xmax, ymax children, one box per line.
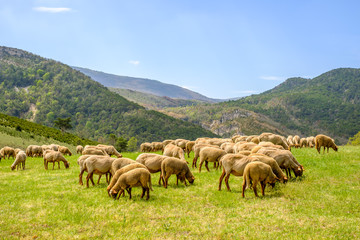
<box><xmin>76</xmin><ymin>145</ymin><xmax>83</xmax><ymax>154</ymax></box>
<box><xmin>77</xmin><ymin>155</ymin><xmax>111</xmax><ymax>185</ymax></box>
<box><xmin>11</xmin><ymin>151</ymin><xmax>26</xmax><ymax>170</ymax></box>
<box><xmin>0</xmin><ymin>146</ymin><xmax>16</xmax><ymax>160</ymax></box>
<box><xmin>293</xmin><ymin>135</ymin><xmax>301</xmax><ymax>148</ymax></box>
<box><xmin>161</xmin><ymin>157</ymin><xmax>195</xmax><ymax>188</ymax></box>
<box><xmin>110</xmin><ymin>157</ymin><xmax>136</xmax><ymax>175</ymax></box>
<box><xmin>82</xmin><ymin>146</ymin><xmax>109</xmax><ymax>156</ymax></box>
<box><xmin>58</xmin><ymin>146</ymin><xmax>72</xmax><ymax>156</ymax></box>
<box><xmin>258</xmin><ymin>133</ymin><xmax>290</xmax><ymax>150</ymax></box>
<box><xmin>233</xmin><ymin>142</ymin><xmax>258</xmax><ymax>153</ymax></box>
<box><xmin>140</xmin><ymin>142</ymin><xmax>152</xmax><ymax>152</ymax></box>
<box><xmin>315</xmin><ymin>134</ymin><xmax>338</xmax><ymax>154</ymax></box>
<box><xmin>150</xmin><ymin>142</ymin><xmax>164</xmax><ymax>152</ymax></box>
<box><xmin>306</xmin><ymin>136</ymin><xmax>315</xmax><ymax>148</ymax></box>
<box><xmin>107</xmin><ymin>162</ymin><xmax>147</xmax><ymax>196</ymax></box>
<box><xmin>218</xmin><ymin>154</ymin><xmax>255</xmax><ymax>191</ymax></box>
<box><xmin>299</xmin><ymin>138</ymin><xmax>308</xmax><ymax>148</ymax></box>
<box><xmin>198</xmin><ymin>147</ymin><xmax>227</xmax><ymax>172</ymax></box>
<box><xmin>163</xmin><ymin>143</ymin><xmax>186</xmax><ymax>162</ymax></box>
<box><xmin>136</xmin><ymin>153</ymin><xmax>168</xmax><ymax>185</ymax></box>
<box><xmin>175</xmin><ymin>139</ymin><xmax>189</xmax><ymax>151</ymax></box>
<box><xmin>220</xmin><ymin>142</ymin><xmax>235</xmax><ymax>154</ymax></box>
<box><xmin>84</xmin><ymin>155</ymin><xmax>117</xmax><ymax>187</ymax></box>
<box><xmin>43</xmin><ymin>150</ymin><xmax>70</xmax><ymax>170</ymax></box>
<box><xmin>256</xmin><ymin>148</ymin><xmax>303</xmax><ymax>178</ymax></box>
<box><xmin>192</xmin><ymin>144</ymin><xmax>220</xmax><ymax>168</ymax></box>
<box><xmin>109</xmin><ymin>168</ymin><xmax>153</xmax><ymax>200</ymax></box>
<box><xmin>250</xmin><ymin>153</ymin><xmax>288</xmax><ymax>184</ymax></box>
<box><xmin>26</xmin><ymin>145</ymin><xmax>42</xmax><ymax>157</ymax></box>
<box><xmin>242</xmin><ymin>161</ymin><xmax>279</xmax><ymax>198</ymax></box>
<box><xmin>97</xmin><ymin>144</ymin><xmax>122</xmax><ymax>158</ymax></box>
<box><xmin>185</xmin><ymin>141</ymin><xmax>196</xmax><ymax>157</ymax></box>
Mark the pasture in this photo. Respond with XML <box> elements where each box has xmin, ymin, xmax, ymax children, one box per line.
<box><xmin>0</xmin><ymin>146</ymin><xmax>359</xmax><ymax>239</ymax></box>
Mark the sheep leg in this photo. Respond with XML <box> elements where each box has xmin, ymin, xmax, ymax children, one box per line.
<box><xmin>213</xmin><ymin>162</ymin><xmax>216</xmax><ymax>169</ymax></box>
<box><xmin>128</xmin><ymin>188</ymin><xmax>132</xmax><ymax>199</ymax></box>
<box><xmin>117</xmin><ymin>190</ymin><xmax>124</xmax><ymax>200</ymax></box>
<box><xmin>198</xmin><ymin>159</ymin><xmax>204</xmax><ymax>172</ymax></box>
<box><xmin>260</xmin><ymin>182</ymin><xmax>266</xmax><ymax>196</ymax></box>
<box><xmin>242</xmin><ymin>181</ymin><xmax>246</xmax><ymax>198</ymax></box>
<box><xmin>141</xmin><ymin>187</ymin><xmax>145</xmax><ymax>199</ymax></box>
<box><xmin>253</xmin><ymin>180</ymin><xmax>259</xmax><ymax>197</ymax></box>
<box><xmin>218</xmin><ymin>169</ymin><xmax>226</xmax><ymax>190</ymax></box>
<box><xmin>146</xmin><ymin>188</ymin><xmax>150</xmax><ymax>200</ymax></box>
<box><xmin>158</xmin><ymin>174</ymin><xmax>164</xmax><ymax>185</ymax></box>
<box><xmin>164</xmin><ymin>174</ymin><xmax>170</xmax><ymax>188</ymax></box>
<box><xmin>176</xmin><ymin>175</ymin><xmax>179</xmax><ymax>185</ymax></box>
<box><xmin>225</xmin><ymin>173</ymin><xmax>231</xmax><ymax>191</ymax></box>
<box><xmin>79</xmin><ymin>169</ymin><xmax>85</xmax><ymax>185</ymax></box>
<box><xmin>52</xmin><ymin>161</ymin><xmax>55</xmax><ymax>170</ymax></box>
<box><xmin>205</xmin><ymin>161</ymin><xmax>210</xmax><ymax>172</ymax></box>
<box><xmin>58</xmin><ymin>161</ymin><xmax>61</xmax><ymax>169</ymax></box>
<box><xmin>97</xmin><ymin>175</ymin><xmax>102</xmax><ymax>184</ymax></box>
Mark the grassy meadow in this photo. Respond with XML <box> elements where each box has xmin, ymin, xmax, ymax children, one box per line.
<box><xmin>0</xmin><ymin>146</ymin><xmax>359</xmax><ymax>239</ymax></box>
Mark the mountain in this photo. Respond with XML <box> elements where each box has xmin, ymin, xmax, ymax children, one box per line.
<box><xmin>162</xmin><ymin>68</ymin><xmax>360</xmax><ymax>144</ymax></box>
<box><xmin>73</xmin><ymin>66</ymin><xmax>221</xmax><ymax>103</ymax></box>
<box><xmin>0</xmin><ymin>46</ymin><xmax>218</xmax><ymax>144</ymax></box>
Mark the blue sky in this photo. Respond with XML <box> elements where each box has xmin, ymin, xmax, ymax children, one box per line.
<box><xmin>1</xmin><ymin>0</ymin><xmax>359</xmax><ymax>99</ymax></box>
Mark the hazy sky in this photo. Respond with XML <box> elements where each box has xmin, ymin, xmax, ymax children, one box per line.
<box><xmin>1</xmin><ymin>0</ymin><xmax>359</xmax><ymax>99</ymax></box>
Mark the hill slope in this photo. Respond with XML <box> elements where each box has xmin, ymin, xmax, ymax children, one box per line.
<box><xmin>163</xmin><ymin>68</ymin><xmax>360</xmax><ymax>144</ymax></box>
<box><xmin>0</xmin><ymin>46</ymin><xmax>218</xmax><ymax>143</ymax></box>
<box><xmin>73</xmin><ymin>66</ymin><xmax>220</xmax><ymax>103</ymax></box>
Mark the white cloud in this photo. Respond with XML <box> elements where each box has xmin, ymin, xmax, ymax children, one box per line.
<box><xmin>33</xmin><ymin>7</ymin><xmax>71</xmax><ymax>13</ymax></box>
<box><xmin>129</xmin><ymin>60</ymin><xmax>140</xmax><ymax>65</ymax></box>
<box><xmin>259</xmin><ymin>76</ymin><xmax>284</xmax><ymax>81</ymax></box>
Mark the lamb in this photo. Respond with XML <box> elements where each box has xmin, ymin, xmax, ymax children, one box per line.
<box><xmin>136</xmin><ymin>153</ymin><xmax>168</xmax><ymax>185</ymax></box>
<box><xmin>84</xmin><ymin>155</ymin><xmax>117</xmax><ymax>187</ymax></box>
<box><xmin>109</xmin><ymin>168</ymin><xmax>153</xmax><ymax>200</ymax></box>
<box><xmin>161</xmin><ymin>157</ymin><xmax>195</xmax><ymax>188</ymax></box>
<box><xmin>106</xmin><ymin>162</ymin><xmax>147</xmax><ymax>196</ymax></box>
<box><xmin>110</xmin><ymin>157</ymin><xmax>136</xmax><ymax>175</ymax></box>
<box><xmin>218</xmin><ymin>154</ymin><xmax>256</xmax><ymax>191</ymax></box>
<box><xmin>43</xmin><ymin>150</ymin><xmax>70</xmax><ymax>170</ymax></box>
<box><xmin>242</xmin><ymin>161</ymin><xmax>279</xmax><ymax>198</ymax></box>
<box><xmin>76</xmin><ymin>145</ymin><xmax>84</xmax><ymax>154</ymax></box>
<box><xmin>185</xmin><ymin>141</ymin><xmax>196</xmax><ymax>157</ymax></box>
<box><xmin>58</xmin><ymin>146</ymin><xmax>72</xmax><ymax>156</ymax></box>
<box><xmin>198</xmin><ymin>147</ymin><xmax>227</xmax><ymax>172</ymax></box>
<box><xmin>0</xmin><ymin>146</ymin><xmax>16</xmax><ymax>160</ymax></box>
<box><xmin>163</xmin><ymin>143</ymin><xmax>186</xmax><ymax>162</ymax></box>
<box><xmin>97</xmin><ymin>144</ymin><xmax>122</xmax><ymax>158</ymax></box>
<box><xmin>315</xmin><ymin>134</ymin><xmax>338</xmax><ymax>154</ymax></box>
<box><xmin>10</xmin><ymin>150</ymin><xmax>26</xmax><ymax>170</ymax></box>
<box><xmin>256</xmin><ymin>148</ymin><xmax>303</xmax><ymax>178</ymax></box>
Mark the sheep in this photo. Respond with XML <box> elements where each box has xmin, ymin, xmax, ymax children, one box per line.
<box><xmin>250</xmin><ymin>153</ymin><xmax>288</xmax><ymax>184</ymax></box>
<box><xmin>10</xmin><ymin>151</ymin><xmax>26</xmax><ymax>170</ymax></box>
<box><xmin>220</xmin><ymin>142</ymin><xmax>235</xmax><ymax>153</ymax></box>
<box><xmin>162</xmin><ymin>140</ymin><xmax>175</xmax><ymax>151</ymax></box>
<box><xmin>76</xmin><ymin>145</ymin><xmax>84</xmax><ymax>154</ymax></box>
<box><xmin>161</xmin><ymin>157</ymin><xmax>195</xmax><ymax>188</ymax></box>
<box><xmin>14</xmin><ymin>148</ymin><xmax>22</xmax><ymax>156</ymax></box>
<box><xmin>287</xmin><ymin>135</ymin><xmax>294</xmax><ymax>148</ymax></box>
<box><xmin>43</xmin><ymin>150</ymin><xmax>70</xmax><ymax>170</ymax></box>
<box><xmin>84</xmin><ymin>155</ymin><xmax>117</xmax><ymax>187</ymax></box>
<box><xmin>256</xmin><ymin>147</ymin><xmax>303</xmax><ymax>178</ymax></box>
<box><xmin>315</xmin><ymin>134</ymin><xmax>338</xmax><ymax>154</ymax></box>
<box><xmin>293</xmin><ymin>135</ymin><xmax>301</xmax><ymax>148</ymax></box>
<box><xmin>242</xmin><ymin>161</ymin><xmax>279</xmax><ymax>198</ymax></box>
<box><xmin>82</xmin><ymin>146</ymin><xmax>109</xmax><ymax>156</ymax></box>
<box><xmin>185</xmin><ymin>141</ymin><xmax>196</xmax><ymax>157</ymax></box>
<box><xmin>0</xmin><ymin>146</ymin><xmax>16</xmax><ymax>160</ymax></box>
<box><xmin>299</xmin><ymin>138</ymin><xmax>308</xmax><ymax>148</ymax></box>
<box><xmin>306</xmin><ymin>136</ymin><xmax>315</xmax><ymax>148</ymax></box>
<box><xmin>192</xmin><ymin>144</ymin><xmax>220</xmax><ymax>168</ymax></box>
<box><xmin>110</xmin><ymin>157</ymin><xmax>136</xmax><ymax>176</ymax></box>
<box><xmin>136</xmin><ymin>153</ymin><xmax>168</xmax><ymax>185</ymax></box>
<box><xmin>258</xmin><ymin>133</ymin><xmax>290</xmax><ymax>150</ymax></box>
<box><xmin>234</xmin><ymin>136</ymin><xmax>248</xmax><ymax>143</ymax></box>
<box><xmin>218</xmin><ymin>154</ymin><xmax>256</xmax><ymax>191</ymax></box>
<box><xmin>26</xmin><ymin>145</ymin><xmax>43</xmax><ymax>157</ymax></box>
<box><xmin>163</xmin><ymin>143</ymin><xmax>186</xmax><ymax>162</ymax></box>
<box><xmin>109</xmin><ymin>168</ymin><xmax>153</xmax><ymax>200</ymax></box>
<box><xmin>97</xmin><ymin>144</ymin><xmax>122</xmax><ymax>158</ymax></box>
<box><xmin>140</xmin><ymin>142</ymin><xmax>152</xmax><ymax>152</ymax></box>
<box><xmin>106</xmin><ymin>162</ymin><xmax>147</xmax><ymax>196</ymax></box>
<box><xmin>150</xmin><ymin>142</ymin><xmax>164</xmax><ymax>152</ymax></box>
<box><xmin>175</xmin><ymin>139</ymin><xmax>189</xmax><ymax>151</ymax></box>
<box><xmin>233</xmin><ymin>142</ymin><xmax>258</xmax><ymax>153</ymax></box>
<box><xmin>58</xmin><ymin>146</ymin><xmax>72</xmax><ymax>156</ymax></box>
<box><xmin>198</xmin><ymin>147</ymin><xmax>227</xmax><ymax>172</ymax></box>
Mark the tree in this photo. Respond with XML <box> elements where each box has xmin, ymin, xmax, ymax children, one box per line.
<box><xmin>127</xmin><ymin>137</ymin><xmax>138</xmax><ymax>152</ymax></box>
<box><xmin>54</xmin><ymin>117</ymin><xmax>72</xmax><ymax>133</ymax></box>
<box><xmin>347</xmin><ymin>132</ymin><xmax>360</xmax><ymax>146</ymax></box>
<box><xmin>115</xmin><ymin>137</ymin><xmax>128</xmax><ymax>152</ymax></box>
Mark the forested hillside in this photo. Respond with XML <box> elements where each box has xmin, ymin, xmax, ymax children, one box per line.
<box><xmin>0</xmin><ymin>46</ymin><xmax>218</xmax><ymax>144</ymax></box>
<box><xmin>163</xmin><ymin>68</ymin><xmax>360</xmax><ymax>144</ymax></box>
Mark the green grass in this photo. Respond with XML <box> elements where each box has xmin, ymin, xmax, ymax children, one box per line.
<box><xmin>1</xmin><ymin>147</ymin><xmax>359</xmax><ymax>239</ymax></box>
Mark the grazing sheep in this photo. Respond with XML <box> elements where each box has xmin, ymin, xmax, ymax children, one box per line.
<box><xmin>258</xmin><ymin>133</ymin><xmax>290</xmax><ymax>150</ymax></box>
<box><xmin>43</xmin><ymin>150</ymin><xmax>70</xmax><ymax>170</ymax></box>
<box><xmin>220</xmin><ymin>142</ymin><xmax>235</xmax><ymax>153</ymax></box>
<box><xmin>76</xmin><ymin>145</ymin><xmax>84</xmax><ymax>154</ymax></box>
<box><xmin>11</xmin><ymin>151</ymin><xmax>26</xmax><ymax>170</ymax></box>
<box><xmin>242</xmin><ymin>161</ymin><xmax>279</xmax><ymax>198</ymax></box>
<box><xmin>234</xmin><ymin>136</ymin><xmax>248</xmax><ymax>143</ymax></box>
<box><xmin>299</xmin><ymin>138</ymin><xmax>308</xmax><ymax>148</ymax></box>
<box><xmin>82</xmin><ymin>146</ymin><xmax>109</xmax><ymax>156</ymax></box>
<box><xmin>185</xmin><ymin>141</ymin><xmax>196</xmax><ymax>157</ymax></box>
<box><xmin>162</xmin><ymin>140</ymin><xmax>175</xmax><ymax>151</ymax></box>
<box><xmin>250</xmin><ymin>153</ymin><xmax>288</xmax><ymax>183</ymax></box>
<box><xmin>109</xmin><ymin>168</ymin><xmax>153</xmax><ymax>200</ymax></box>
<box><xmin>306</xmin><ymin>136</ymin><xmax>315</xmax><ymax>148</ymax></box>
<box><xmin>175</xmin><ymin>139</ymin><xmax>189</xmax><ymax>151</ymax></box>
<box><xmin>198</xmin><ymin>147</ymin><xmax>227</xmax><ymax>172</ymax></box>
<box><xmin>136</xmin><ymin>153</ymin><xmax>168</xmax><ymax>185</ymax></box>
<box><xmin>163</xmin><ymin>143</ymin><xmax>186</xmax><ymax>162</ymax></box>
<box><xmin>110</xmin><ymin>157</ymin><xmax>136</xmax><ymax>175</ymax></box>
<box><xmin>77</xmin><ymin>155</ymin><xmax>111</xmax><ymax>185</ymax></box>
<box><xmin>315</xmin><ymin>134</ymin><xmax>338</xmax><ymax>154</ymax></box>
<box><xmin>14</xmin><ymin>148</ymin><xmax>22</xmax><ymax>156</ymax></box>
<box><xmin>150</xmin><ymin>142</ymin><xmax>164</xmax><ymax>152</ymax></box>
<box><xmin>97</xmin><ymin>144</ymin><xmax>122</xmax><ymax>158</ymax></box>
<box><xmin>107</xmin><ymin>162</ymin><xmax>147</xmax><ymax>196</ymax></box>
<box><xmin>233</xmin><ymin>142</ymin><xmax>258</xmax><ymax>153</ymax></box>
<box><xmin>192</xmin><ymin>144</ymin><xmax>220</xmax><ymax>168</ymax></box>
<box><xmin>287</xmin><ymin>135</ymin><xmax>294</xmax><ymax>148</ymax></box>
<box><xmin>84</xmin><ymin>156</ymin><xmax>117</xmax><ymax>187</ymax></box>
<box><xmin>256</xmin><ymin>148</ymin><xmax>303</xmax><ymax>178</ymax></box>
<box><xmin>0</xmin><ymin>146</ymin><xmax>16</xmax><ymax>160</ymax></box>
<box><xmin>58</xmin><ymin>146</ymin><xmax>72</xmax><ymax>156</ymax></box>
<box><xmin>161</xmin><ymin>157</ymin><xmax>195</xmax><ymax>188</ymax></box>
<box><xmin>293</xmin><ymin>135</ymin><xmax>301</xmax><ymax>148</ymax></box>
<box><xmin>26</xmin><ymin>145</ymin><xmax>43</xmax><ymax>157</ymax></box>
<box><xmin>140</xmin><ymin>142</ymin><xmax>152</xmax><ymax>152</ymax></box>
<box><xmin>218</xmin><ymin>154</ymin><xmax>255</xmax><ymax>191</ymax></box>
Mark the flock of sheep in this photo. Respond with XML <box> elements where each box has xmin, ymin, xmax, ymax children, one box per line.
<box><xmin>0</xmin><ymin>132</ymin><xmax>338</xmax><ymax>200</ymax></box>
